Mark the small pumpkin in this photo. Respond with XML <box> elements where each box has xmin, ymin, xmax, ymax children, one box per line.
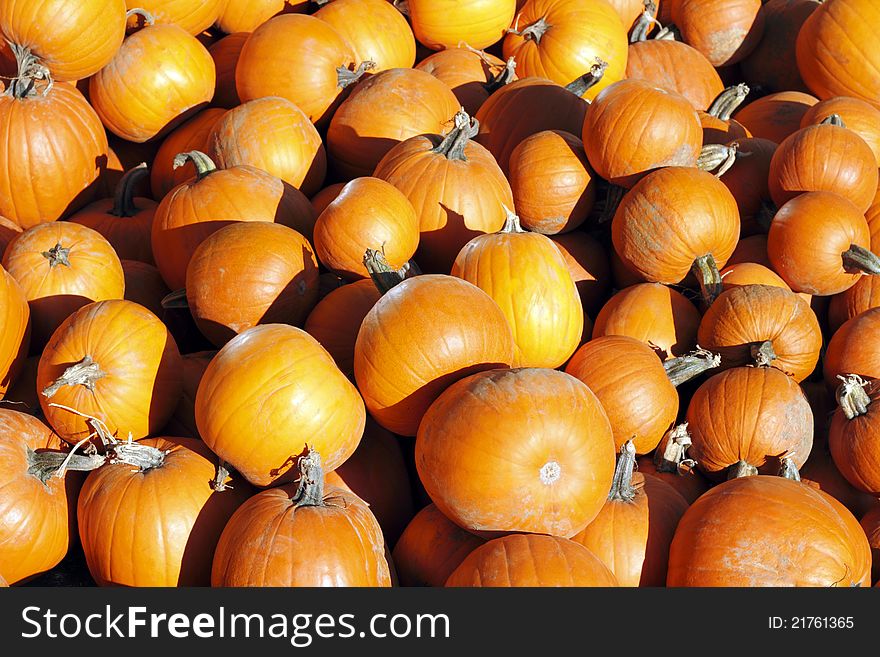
<box><xmin>732</xmin><ymin>90</ymin><xmax>818</xmax><ymax>144</ymax></box>
<box><xmin>671</xmin><ymin>0</ymin><xmax>765</xmax><ymax>67</ymax></box>
<box><xmin>0</xmin><ymin>267</ymin><xmax>29</xmax><ymax>399</ymax></box>
<box><xmin>828</xmin><ymin>376</ymin><xmax>880</xmax><ymax>496</ymax></box>
<box><xmin>408</xmin><ymin>0</ymin><xmax>516</xmax><ymax>51</ymax></box>
<box><xmin>150</xmin><ymin>108</ymin><xmax>227</xmax><ymax>200</ymax></box>
<box><xmin>824</xmin><ymin>308</ymin><xmax>880</xmax><ymax>390</ymax></box>
<box><xmin>414</xmin><ymin>47</ymin><xmax>516</xmax><ymax>116</ymax></box>
<box><xmin>207</xmin><ymin>32</ymin><xmax>247</xmax><ymax>109</ymax></box>
<box><xmin>800</xmin><ymin>97</ymin><xmax>880</xmax><ymax>167</ymax></box>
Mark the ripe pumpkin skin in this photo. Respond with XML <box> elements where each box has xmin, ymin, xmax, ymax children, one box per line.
<box><xmin>717</xmin><ymin>137</ymin><xmax>776</xmax><ymax>232</ymax></box>
<box><xmin>207</xmin><ymin>97</ymin><xmax>326</xmax><ymax>197</ymax></box>
<box><xmin>327</xmin><ymin>67</ymin><xmax>460</xmax><ymax>180</ymax></box>
<box><xmin>0</xmin><ymin>82</ymin><xmax>108</xmax><ymax>229</ymax></box>
<box><xmin>824</xmin><ymin>308</ymin><xmax>880</xmax><ymax>389</ymax></box>
<box><xmin>565</xmin><ymin>336</ymin><xmax>678</xmax><ymax>455</ymax></box>
<box><xmin>186</xmin><ymin>222</ymin><xmax>320</xmax><ymax>347</ymax></box>
<box><xmin>195</xmin><ymin>324</ymin><xmax>366</xmax><ymax>487</ymax></box>
<box><xmin>697</xmin><ymin>284</ymin><xmax>822</xmax><ymax>382</ymax></box>
<box><xmin>417</xmin><ymin>368</ymin><xmax>616</xmax><ymax>538</ymax></box>
<box><xmin>672</xmin><ymin>0</ymin><xmax>764</xmax><ymax>67</ymax></box>
<box><xmin>700</xmin><ymin>111</ymin><xmax>752</xmax><ymax>146</ymax></box>
<box><xmin>36</xmin><ymin>299</ymin><xmax>183</xmax><ymax>444</ymax></box>
<box><xmin>0</xmin><ymin>267</ymin><xmax>29</xmax><ymax>399</ymax></box>
<box><xmin>549</xmin><ymin>232</ymin><xmax>611</xmax><ymax>315</ymax></box>
<box><xmin>216</xmin><ymin>0</ymin><xmax>309</xmax><ymax>33</ymax></box>
<box><xmin>392</xmin><ymin>503</ymin><xmax>486</xmax><ymax>587</ymax></box>
<box><xmin>593</xmin><ymin>283</ymin><xmax>701</xmax><ymax>360</ymax></box>
<box><xmin>503</xmin><ymin>0</ymin><xmax>628</xmax><ymax>101</ymax></box>
<box><xmin>78</xmin><ymin>436</ymin><xmax>250</xmax><ymax>587</ymax></box>
<box><xmin>0</xmin><ymin>410</ymin><xmax>71</xmax><ymax>584</ymax></box>
<box><xmin>667</xmin><ymin>475</ymin><xmax>871</xmax><ymax>587</ymax></box>
<box><xmin>0</xmin><ymin>0</ymin><xmax>126</xmax><ymax>82</ymax></box>
<box><xmin>408</xmin><ymin>0</ymin><xmax>516</xmax><ymax>51</ymax></box>
<box><xmin>161</xmin><ymin>350</ymin><xmax>214</xmax><ymax>439</ymax></box>
<box><xmin>122</xmin><ymin>260</ymin><xmax>169</xmax><ymax>319</ymax></box>
<box><xmin>686</xmin><ymin>366</ymin><xmax>814</xmax><ymax>478</ymax></box>
<box><xmin>304</xmin><ymin>279</ymin><xmax>380</xmax><ymax>377</ymax></box>
<box><xmin>151</xmin><ymin>108</ymin><xmax>227</xmax><ymax>200</ymax></box>
<box><xmin>208</xmin><ymin>32</ymin><xmax>247</xmax><ymax>110</ymax></box>
<box><xmin>313</xmin><ymin>178</ymin><xmax>420</xmax><ymax>280</ymax></box>
<box><xmin>801</xmin><ymin>97</ymin><xmax>880</xmax><ymax>167</ymax></box>
<box><xmin>89</xmin><ymin>23</ymin><xmax>216</xmax><ymax>143</ymax></box>
<box><xmin>310</xmin><ymin>183</ymin><xmax>347</xmax><ymax>216</ymax></box>
<box><xmin>446</xmin><ymin>533</ymin><xmax>619</xmax><ymax>587</ymax></box>
<box><xmin>733</xmin><ymin>90</ymin><xmax>819</xmax><ymax>144</ymax></box>
<box><xmin>354</xmin><ymin>275</ymin><xmax>515</xmax><ymax>436</ymax></box>
<box><xmin>0</xmin><ymin>216</ymin><xmax>22</xmax><ymax>256</ymax></box>
<box><xmin>414</xmin><ymin>47</ymin><xmax>513</xmax><ymax>117</ymax></box>
<box><xmin>583</xmin><ymin>80</ymin><xmax>703</xmax><ymax>188</ymax></box>
<box><xmin>451</xmin><ymin>216</ymin><xmax>583</xmax><ymax>369</ymax></box>
<box><xmin>829</xmin><ymin>380</ymin><xmax>880</xmax><ymax>495</ymax></box>
<box><xmin>2</xmin><ymin>222</ymin><xmax>125</xmax><ymax>349</ymax></box>
<box><xmin>125</xmin><ymin>0</ymin><xmax>225</xmax><ymax>35</ymax></box>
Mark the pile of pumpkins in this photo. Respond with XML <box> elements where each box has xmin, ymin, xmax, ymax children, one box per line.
<box><xmin>2</xmin><ymin>0</ymin><xmax>880</xmax><ymax>588</ymax></box>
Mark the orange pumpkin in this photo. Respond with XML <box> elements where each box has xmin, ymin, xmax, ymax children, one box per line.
<box><xmin>408</xmin><ymin>0</ymin><xmax>516</xmax><ymax>51</ymax></box>
<box><xmin>0</xmin><ymin>216</ymin><xmax>22</xmax><ymax>256</ymax></box>
<box><xmin>0</xmin><ymin>267</ymin><xmax>29</xmax><ymax>400</ymax></box>
<box><xmin>122</xmin><ymin>260</ymin><xmax>170</xmax><ymax>319</ymax></box>
<box><xmin>216</xmin><ymin>0</ymin><xmax>309</xmax><ymax>33</ymax></box>
<box><xmin>415</xmin><ymin>47</ymin><xmax>516</xmax><ymax>116</ymax></box>
<box><xmin>824</xmin><ymin>308</ymin><xmax>880</xmax><ymax>387</ymax></box>
<box><xmin>310</xmin><ymin>183</ymin><xmax>347</xmax><ymax>216</ymax></box>
<box><xmin>208</xmin><ymin>32</ymin><xmax>247</xmax><ymax>109</ymax></box>
<box><xmin>549</xmin><ymin>231</ymin><xmax>611</xmax><ymax>315</ymax></box>
<box><xmin>800</xmin><ymin>97</ymin><xmax>880</xmax><ymax>167</ymax></box>
<box><xmin>828</xmin><ymin>377</ymin><xmax>880</xmax><ymax>496</ymax></box>
<box><xmin>733</xmin><ymin>90</ymin><xmax>818</xmax><ymax>144</ymax></box>
<box><xmin>720</xmin><ymin>262</ymin><xmax>791</xmax><ymax>294</ymax></box>
<box><xmin>671</xmin><ymin>0</ymin><xmax>765</xmax><ymax>67</ymax></box>
<box><xmin>151</xmin><ymin>108</ymin><xmax>226</xmax><ymax>200</ymax></box>
<box><xmin>160</xmin><ymin>350</ymin><xmax>214</xmax><ymax>439</ymax></box>
<box><xmin>715</xmin><ymin>137</ymin><xmax>776</xmax><ymax>233</ymax></box>
<box><xmin>125</xmin><ymin>0</ymin><xmax>225</xmax><ymax>35</ymax></box>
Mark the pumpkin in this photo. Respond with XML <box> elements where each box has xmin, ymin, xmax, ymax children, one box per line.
<box><xmin>216</xmin><ymin>0</ymin><xmax>309</xmax><ymax>33</ymax></box>
<box><xmin>326</xmin><ymin>67</ymin><xmax>460</xmax><ymax>180</ymax></box>
<box><xmin>593</xmin><ymin>283</ymin><xmax>701</xmax><ymax>360</ymax></box>
<box><xmin>801</xmin><ymin>446</ymin><xmax>880</xmax><ymax>520</ymax></box>
<box><xmin>326</xmin><ymin>418</ymin><xmax>415</xmax><ymax>546</ymax></box>
<box><xmin>861</xmin><ymin>506</ymin><xmax>880</xmax><ymax>584</ymax></box>
<box><xmin>451</xmin><ymin>210</ymin><xmax>583</xmax><ymax>368</ymax></box>
<box><xmin>408</xmin><ymin>0</ymin><xmax>516</xmax><ymax>51</ymax></box>
<box><xmin>2</xmin><ymin>222</ymin><xmax>125</xmax><ymax>349</ymax></box>
<box><xmin>417</xmin><ymin>367</ymin><xmax>615</xmax><ymax>537</ymax></box>
<box><xmin>0</xmin><ymin>71</ymin><xmax>108</xmax><ymax>229</ymax></box>
<box><xmin>151</xmin><ymin>150</ymin><xmax>316</xmax><ymax>291</ymax></box>
<box><xmin>414</xmin><ymin>47</ymin><xmax>516</xmax><ymax>116</ymax></box>
<box><xmin>310</xmin><ymin>183</ymin><xmax>347</xmax><ymax>216</ymax></box>
<box><xmin>235</xmin><ymin>14</ymin><xmax>368</xmax><ymax>126</ymax></box>
<box><xmin>733</xmin><ymin>90</ymin><xmax>818</xmax><ymax>144</ymax></box>
<box><xmin>69</xmin><ymin>164</ymin><xmax>156</xmax><ymax>265</ymax></box>
<box><xmin>720</xmin><ymin>262</ymin><xmax>792</xmax><ymax>294</ymax></box>
<box><xmin>715</xmin><ymin>137</ymin><xmax>776</xmax><ymax>234</ymax></box>
<box><xmin>160</xmin><ymin>350</ymin><xmax>213</xmax><ymax>439</ymax></box>
<box><xmin>611</xmin><ymin>167</ymin><xmax>740</xmax><ymax>303</ymax></box>
<box><xmin>768</xmin><ymin>192</ymin><xmax>880</xmax><ymax>296</ymax></box>
<box><xmin>314</xmin><ymin>0</ymin><xmax>416</xmax><ymax>72</ymax></box>
<box><xmin>208</xmin><ymin>33</ymin><xmax>247</xmax><ymax>110</ymax></box>
<box><xmin>185</xmin><ymin>222</ymin><xmax>320</xmax><ymax>346</ymax></box>
<box><xmin>549</xmin><ymin>232</ymin><xmax>611</xmax><ymax>316</ymax></box>
<box><xmin>211</xmin><ymin>450</ymin><xmax>392</xmax><ymax>586</ymax></box>
<box><xmin>686</xmin><ymin>366</ymin><xmax>813</xmax><ymax>479</ymax></box>
<box><xmin>207</xmin><ymin>97</ymin><xmax>326</xmax><ymax>197</ymax></box>
<box><xmin>122</xmin><ymin>260</ymin><xmax>169</xmax><ymax>319</ymax></box>
<box><xmin>608</xmin><ymin>0</ymin><xmax>662</xmax><ymax>33</ymax></box>
<box><xmin>625</xmin><ymin>39</ymin><xmax>724</xmax><ymax>112</ymax></box>
<box><xmin>697</xmin><ymin>284</ymin><xmax>822</xmax><ymax>382</ymax></box>
<box><xmin>824</xmin><ymin>308</ymin><xmax>880</xmax><ymax>387</ymax></box>
<box><xmin>89</xmin><ymin>14</ymin><xmax>215</xmax><ymax>142</ymax></box>
<box><xmin>565</xmin><ymin>336</ymin><xmax>678</xmax><ymax>455</ymax></box>
<box><xmin>768</xmin><ymin>118</ymin><xmax>878</xmax><ymax>213</ymax></box>
<box><xmin>0</xmin><ymin>0</ymin><xmax>126</xmax><ymax>82</ymax></box>
<box><xmin>671</xmin><ymin>0</ymin><xmax>764</xmax><ymax>67</ymax></box>
<box><xmin>508</xmin><ymin>130</ymin><xmax>596</xmax><ymax>235</ymax></box>
<box><xmin>392</xmin><ymin>503</ymin><xmax>486</xmax><ymax>587</ymax></box>
<box><xmin>0</xmin><ymin>217</ymin><xmax>22</xmax><ymax>256</ymax></box>
<box><xmin>0</xmin><ymin>267</ymin><xmax>29</xmax><ymax>399</ymax></box>
<box><xmin>445</xmin><ymin>533</ymin><xmax>619</xmax><ymax>587</ymax></box>
<box><xmin>503</xmin><ymin>0</ymin><xmax>628</xmax><ymax>101</ymax></box>
<box><xmin>124</xmin><ymin>0</ymin><xmax>225</xmax><ymax>35</ymax></box>
<box><xmin>726</xmin><ymin>233</ymin><xmax>771</xmax><ymax>267</ymax></box>
<box><xmin>0</xmin><ymin>410</ymin><xmax>72</xmax><ymax>584</ymax></box>
<box><xmin>195</xmin><ymin>324</ymin><xmax>365</xmax><ymax>486</ymax></box>
<box><xmin>78</xmin><ymin>436</ymin><xmax>249</xmax><ymax>586</ymax></box>
<box><xmin>796</xmin><ymin>0</ymin><xmax>880</xmax><ymax>107</ymax></box>
<box><xmin>36</xmin><ymin>299</ymin><xmax>182</xmax><ymax>444</ymax></box>
<box><xmin>800</xmin><ymin>97</ymin><xmax>880</xmax><ymax>168</ymax></box>
<box><xmin>828</xmin><ymin>376</ymin><xmax>880</xmax><ymax>496</ymax></box>
<box><xmin>698</xmin><ymin>85</ymin><xmax>753</xmax><ymax>146</ymax></box>
<box><xmin>304</xmin><ymin>279</ymin><xmax>380</xmax><ymax>377</ymax></box>
<box><xmin>354</xmin><ymin>274</ymin><xmax>515</xmax><ymax>436</ymax></box>
<box><xmin>667</xmin><ymin>475</ymin><xmax>871</xmax><ymax>586</ymax></box>
<box><xmin>314</xmin><ymin>178</ymin><xmax>420</xmax><ymax>280</ymax></box>
<box><xmin>373</xmin><ymin>109</ymin><xmax>514</xmax><ymax>274</ymax></box>
<box><xmin>150</xmin><ymin>108</ymin><xmax>226</xmax><ymax>200</ymax></box>
<box><xmin>571</xmin><ymin>441</ymin><xmax>688</xmax><ymax>587</ymax></box>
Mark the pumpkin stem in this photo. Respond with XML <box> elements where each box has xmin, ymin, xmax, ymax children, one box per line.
<box><xmin>391</xmin><ymin>0</ymin><xmax>409</xmax><ymax>16</ymax></box>
<box><xmin>125</xmin><ymin>8</ymin><xmax>156</xmax><ymax>25</ymax></box>
<box><xmin>111</xmin><ymin>439</ymin><xmax>167</xmax><ymax>470</ymax></box>
<box><xmin>653</xmin><ymin>423</ymin><xmax>698</xmax><ymax>475</ymax></box>
<box><xmin>432</xmin><ymin>108</ymin><xmax>479</xmax><ymax>161</ymax></box>
<box><xmin>499</xmin><ymin>205</ymin><xmax>525</xmax><ymax>234</ymax></box>
<box><xmin>698</xmin><ymin>142</ymin><xmax>743</xmax><ymax>178</ymax></box>
<box><xmin>564</xmin><ymin>58</ymin><xmax>608</xmax><ymax>98</ymax></box>
<box><xmin>842</xmin><ymin>244</ymin><xmax>880</xmax><ymax>276</ymax></box>
<box><xmin>608</xmin><ymin>440</ymin><xmax>638</xmax><ymax>502</ymax></box>
<box><xmin>364</xmin><ymin>248</ymin><xmax>420</xmax><ymax>295</ymax></box>
<box><xmin>109</xmin><ymin>163</ymin><xmax>149</xmax><ymax>217</ymax></box>
<box><xmin>749</xmin><ymin>340</ymin><xmax>777</xmax><ymax>367</ymax></box>
<box><xmin>630</xmin><ymin>1</ymin><xmax>660</xmax><ymax>43</ymax></box>
<box><xmin>820</xmin><ymin>113</ymin><xmax>845</xmax><ymax>128</ymax></box>
<box><xmin>507</xmin><ymin>15</ymin><xmax>551</xmax><ymax>44</ymax></box>
<box><xmin>664</xmin><ymin>346</ymin><xmax>721</xmax><ymax>386</ymax></box>
<box><xmin>778</xmin><ymin>455</ymin><xmax>801</xmax><ymax>481</ymax></box>
<box><xmin>483</xmin><ymin>56</ymin><xmax>517</xmax><ymax>94</ymax></box>
<box><xmin>41</xmin><ymin>242</ymin><xmax>71</xmax><ymax>268</ymax></box>
<box><xmin>5</xmin><ymin>43</ymin><xmax>53</xmax><ymax>99</ymax></box>
<box><xmin>337</xmin><ymin>60</ymin><xmax>376</xmax><ymax>90</ymax></box>
<box><xmin>41</xmin><ymin>356</ymin><xmax>107</xmax><ymax>399</ymax></box>
<box><xmin>691</xmin><ymin>253</ymin><xmax>723</xmax><ymax>305</ymax></box>
<box><xmin>26</xmin><ymin>446</ymin><xmax>103</xmax><ymax>484</ymax></box>
<box><xmin>292</xmin><ymin>447</ymin><xmax>324</xmax><ymax>507</ymax></box>
<box><xmin>653</xmin><ymin>24</ymin><xmax>681</xmax><ymax>41</ymax></box>
<box><xmin>836</xmin><ymin>374</ymin><xmax>872</xmax><ymax>420</ymax></box>
<box><xmin>727</xmin><ymin>460</ymin><xmax>758</xmax><ymax>479</ymax></box>
<box><xmin>211</xmin><ymin>459</ymin><xmax>234</xmax><ymax>492</ymax></box>
<box><xmin>173</xmin><ymin>150</ymin><xmax>217</xmax><ymax>181</ymax></box>
<box><xmin>161</xmin><ymin>288</ymin><xmax>189</xmax><ymax>309</ymax></box>
<box><xmin>707</xmin><ymin>84</ymin><xmax>750</xmax><ymax>120</ymax></box>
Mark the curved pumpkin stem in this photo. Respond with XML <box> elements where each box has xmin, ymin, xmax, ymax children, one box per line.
<box><xmin>26</xmin><ymin>446</ymin><xmax>103</xmax><ymax>485</ymax></box>
<box><xmin>698</xmin><ymin>142</ymin><xmax>744</xmax><ymax>178</ymax></box>
<box><xmin>691</xmin><ymin>253</ymin><xmax>723</xmax><ymax>306</ymax></box>
<box><xmin>292</xmin><ymin>447</ymin><xmax>324</xmax><ymax>507</ymax></box>
<box><xmin>630</xmin><ymin>0</ymin><xmax>660</xmax><ymax>43</ymax></box>
<box><xmin>363</xmin><ymin>248</ymin><xmax>421</xmax><ymax>295</ymax></box>
<box><xmin>125</xmin><ymin>8</ymin><xmax>156</xmax><ymax>25</ymax></box>
<box><xmin>836</xmin><ymin>374</ymin><xmax>872</xmax><ymax>420</ymax></box>
<box><xmin>842</xmin><ymin>244</ymin><xmax>880</xmax><ymax>276</ymax></box>
<box><xmin>5</xmin><ymin>43</ymin><xmax>53</xmax><ymax>99</ymax></box>
<box><xmin>653</xmin><ymin>423</ymin><xmax>698</xmax><ymax>475</ymax></box>
<box><xmin>653</xmin><ymin>24</ymin><xmax>680</xmax><ymax>41</ymax></box>
<box><xmin>41</xmin><ymin>242</ymin><xmax>71</xmax><ymax>269</ymax></box>
<box><xmin>41</xmin><ymin>356</ymin><xmax>106</xmax><ymax>399</ymax></box>
<box><xmin>337</xmin><ymin>60</ymin><xmax>376</xmax><ymax>89</ymax></box>
<box><xmin>707</xmin><ymin>84</ymin><xmax>750</xmax><ymax>120</ymax></box>
<box><xmin>507</xmin><ymin>15</ymin><xmax>551</xmax><ymax>44</ymax></box>
<box><xmin>211</xmin><ymin>459</ymin><xmax>235</xmax><ymax>492</ymax></box>
<box><xmin>664</xmin><ymin>346</ymin><xmax>721</xmax><ymax>386</ymax></box>
<box><xmin>749</xmin><ymin>340</ymin><xmax>777</xmax><ymax>367</ymax></box>
<box><xmin>499</xmin><ymin>205</ymin><xmax>526</xmax><ymax>234</ymax></box>
<box><xmin>727</xmin><ymin>460</ymin><xmax>758</xmax><ymax>479</ymax></box>
<box><xmin>432</xmin><ymin>108</ymin><xmax>479</xmax><ymax>161</ymax></box>
<box><xmin>173</xmin><ymin>150</ymin><xmax>217</xmax><ymax>181</ymax></box>
<box><xmin>565</xmin><ymin>58</ymin><xmax>608</xmax><ymax>98</ymax></box>
<box><xmin>161</xmin><ymin>288</ymin><xmax>189</xmax><ymax>309</ymax></box>
<box><xmin>609</xmin><ymin>440</ymin><xmax>638</xmax><ymax>502</ymax></box>
<box><xmin>820</xmin><ymin>113</ymin><xmax>845</xmax><ymax>128</ymax></box>
<box><xmin>778</xmin><ymin>455</ymin><xmax>801</xmax><ymax>481</ymax></box>
<box><xmin>110</xmin><ymin>163</ymin><xmax>149</xmax><ymax>218</ymax></box>
<box><xmin>484</xmin><ymin>56</ymin><xmax>517</xmax><ymax>94</ymax></box>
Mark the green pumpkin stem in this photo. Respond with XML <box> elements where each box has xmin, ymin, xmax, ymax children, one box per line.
<box><xmin>836</xmin><ymin>374</ymin><xmax>872</xmax><ymax>420</ymax></box>
<box><xmin>707</xmin><ymin>84</ymin><xmax>750</xmax><ymax>120</ymax></box>
<box><xmin>565</xmin><ymin>58</ymin><xmax>608</xmax><ymax>97</ymax></box>
<box><xmin>608</xmin><ymin>440</ymin><xmax>638</xmax><ymax>502</ymax></box>
<box><xmin>820</xmin><ymin>113</ymin><xmax>845</xmax><ymax>128</ymax></box>
<box><xmin>41</xmin><ymin>355</ymin><xmax>106</xmax><ymax>399</ymax></box>
<box><xmin>630</xmin><ymin>0</ymin><xmax>660</xmax><ymax>43</ymax></box>
<box><xmin>727</xmin><ymin>460</ymin><xmax>758</xmax><ymax>479</ymax></box>
<box><xmin>110</xmin><ymin>163</ymin><xmax>149</xmax><ymax>217</ymax></box>
<box><xmin>173</xmin><ymin>150</ymin><xmax>217</xmax><ymax>181</ymax></box>
<box><xmin>698</xmin><ymin>142</ymin><xmax>743</xmax><ymax>177</ymax></box>
<box><xmin>691</xmin><ymin>253</ymin><xmax>723</xmax><ymax>306</ymax></box>
<box><xmin>664</xmin><ymin>347</ymin><xmax>721</xmax><ymax>386</ymax></box>
<box><xmin>292</xmin><ymin>448</ymin><xmax>324</xmax><ymax>507</ymax></box>
<box><xmin>337</xmin><ymin>60</ymin><xmax>376</xmax><ymax>89</ymax></box>
<box><xmin>842</xmin><ymin>244</ymin><xmax>880</xmax><ymax>276</ymax></box>
<box><xmin>432</xmin><ymin>109</ymin><xmax>479</xmax><ymax>161</ymax></box>
<box><xmin>161</xmin><ymin>288</ymin><xmax>189</xmax><ymax>309</ymax></box>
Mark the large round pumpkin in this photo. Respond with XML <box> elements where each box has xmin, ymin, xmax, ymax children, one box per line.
<box><xmin>414</xmin><ymin>47</ymin><xmax>515</xmax><ymax>116</ymax></box>
<box><xmin>671</xmin><ymin>0</ymin><xmax>764</xmax><ymax>67</ymax></box>
<box><xmin>828</xmin><ymin>377</ymin><xmax>880</xmax><ymax>496</ymax></box>
<box><xmin>824</xmin><ymin>308</ymin><xmax>880</xmax><ymax>389</ymax></box>
<box><xmin>801</xmin><ymin>96</ymin><xmax>880</xmax><ymax>167</ymax></box>
<box><xmin>733</xmin><ymin>90</ymin><xmax>818</xmax><ymax>144</ymax></box>
<box><xmin>207</xmin><ymin>32</ymin><xmax>246</xmax><ymax>110</ymax></box>
<box><xmin>0</xmin><ymin>267</ymin><xmax>29</xmax><ymax>400</ymax></box>
<box><xmin>408</xmin><ymin>0</ymin><xmax>516</xmax><ymax>51</ymax></box>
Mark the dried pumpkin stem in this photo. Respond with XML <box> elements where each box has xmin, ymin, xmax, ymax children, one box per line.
<box><xmin>609</xmin><ymin>440</ymin><xmax>638</xmax><ymax>502</ymax></box>
<box><xmin>41</xmin><ymin>356</ymin><xmax>106</xmax><ymax>399</ymax></box>
<box><xmin>484</xmin><ymin>56</ymin><xmax>517</xmax><ymax>94</ymax></box>
<box><xmin>161</xmin><ymin>288</ymin><xmax>189</xmax><ymax>309</ymax></box>
<box><xmin>664</xmin><ymin>347</ymin><xmax>721</xmax><ymax>386</ymax></box>
<box><xmin>499</xmin><ymin>205</ymin><xmax>525</xmax><ymax>234</ymax></box>
<box><xmin>432</xmin><ymin>108</ymin><xmax>479</xmax><ymax>161</ymax></box>
<box><xmin>173</xmin><ymin>150</ymin><xmax>216</xmax><ymax>180</ymax></box>
<box><xmin>836</xmin><ymin>374</ymin><xmax>872</xmax><ymax>420</ymax></box>
<box><xmin>110</xmin><ymin>440</ymin><xmax>167</xmax><ymax>470</ymax></box>
<box><xmin>653</xmin><ymin>422</ymin><xmax>698</xmax><ymax>475</ymax></box>
<box><xmin>820</xmin><ymin>113</ymin><xmax>845</xmax><ymax>128</ymax></box>
<box><xmin>391</xmin><ymin>0</ymin><xmax>409</xmax><ymax>16</ymax></box>
<box><xmin>337</xmin><ymin>60</ymin><xmax>376</xmax><ymax>89</ymax></box>
<box><xmin>41</xmin><ymin>242</ymin><xmax>71</xmax><ymax>268</ymax></box>
<box><xmin>727</xmin><ymin>460</ymin><xmax>758</xmax><ymax>479</ymax></box>
<box><xmin>125</xmin><ymin>8</ymin><xmax>156</xmax><ymax>25</ymax></box>
<box><xmin>698</xmin><ymin>142</ymin><xmax>743</xmax><ymax>177</ymax></box>
<box><xmin>778</xmin><ymin>456</ymin><xmax>801</xmax><ymax>481</ymax></box>
<box><xmin>211</xmin><ymin>459</ymin><xmax>234</xmax><ymax>492</ymax></box>
<box><xmin>630</xmin><ymin>0</ymin><xmax>660</xmax><ymax>43</ymax></box>
<box><xmin>292</xmin><ymin>448</ymin><xmax>324</xmax><ymax>507</ymax></box>
<box><xmin>6</xmin><ymin>43</ymin><xmax>53</xmax><ymax>99</ymax></box>
<box><xmin>653</xmin><ymin>24</ymin><xmax>680</xmax><ymax>41</ymax></box>
<box><xmin>364</xmin><ymin>248</ymin><xmax>420</xmax><ymax>295</ymax></box>
<box><xmin>691</xmin><ymin>253</ymin><xmax>723</xmax><ymax>305</ymax></box>
<box><xmin>507</xmin><ymin>16</ymin><xmax>551</xmax><ymax>44</ymax></box>
<box><xmin>26</xmin><ymin>446</ymin><xmax>104</xmax><ymax>484</ymax></box>
<box><xmin>749</xmin><ymin>340</ymin><xmax>777</xmax><ymax>367</ymax></box>
<box><xmin>565</xmin><ymin>58</ymin><xmax>609</xmax><ymax>97</ymax></box>
<box><xmin>110</xmin><ymin>163</ymin><xmax>149</xmax><ymax>217</ymax></box>
<box><xmin>707</xmin><ymin>83</ymin><xmax>750</xmax><ymax>121</ymax></box>
<box><xmin>842</xmin><ymin>244</ymin><xmax>880</xmax><ymax>275</ymax></box>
